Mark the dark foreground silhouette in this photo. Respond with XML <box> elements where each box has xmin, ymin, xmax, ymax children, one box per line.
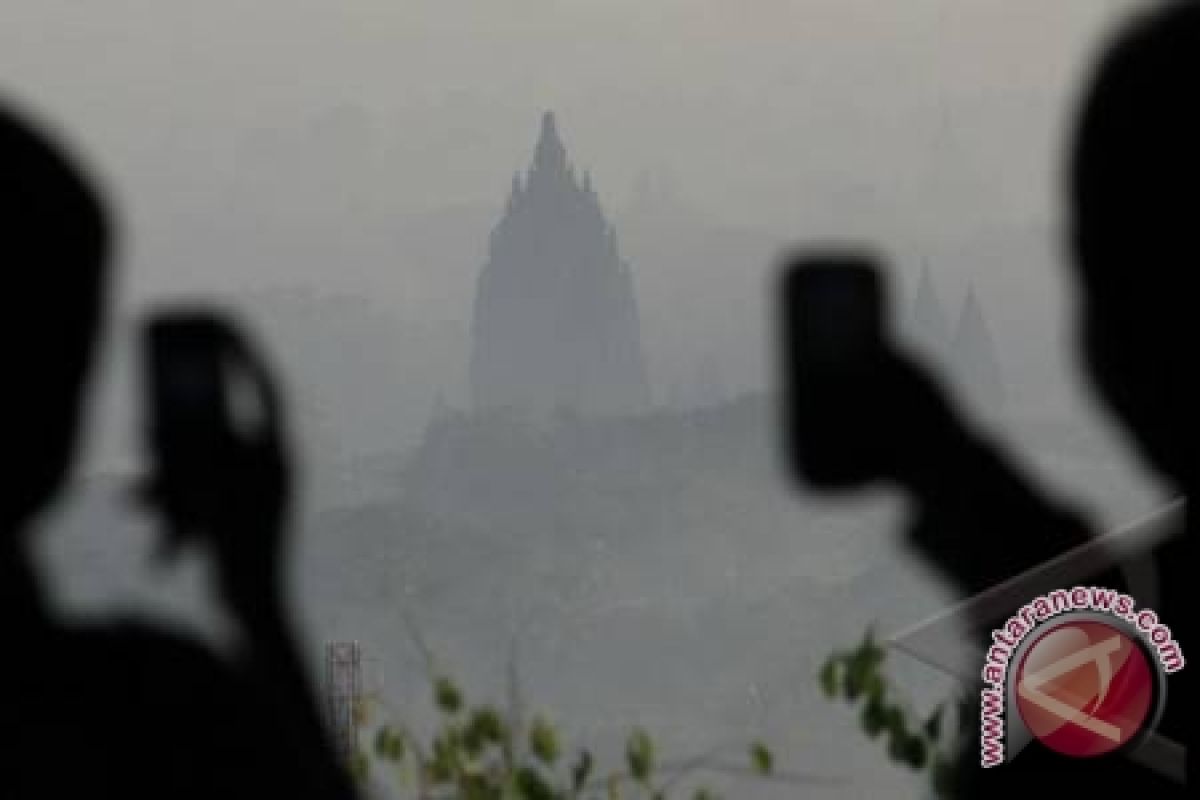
<box><xmin>0</xmin><ymin>104</ymin><xmax>356</xmax><ymax>799</ymax></box>
<box><xmin>780</xmin><ymin>3</ymin><xmax>1193</xmax><ymax>796</ymax></box>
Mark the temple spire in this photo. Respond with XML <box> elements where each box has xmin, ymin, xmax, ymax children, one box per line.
<box><xmin>952</xmin><ymin>284</ymin><xmax>1006</xmax><ymax>420</ymax></box>
<box><xmin>532</xmin><ymin>111</ymin><xmax>567</xmax><ymax>175</ymax></box>
<box><xmin>471</xmin><ymin>112</ymin><xmax>651</xmax><ymax>417</ymax></box>
<box><xmin>909</xmin><ymin>262</ymin><xmax>951</xmax><ymax>362</ymax></box>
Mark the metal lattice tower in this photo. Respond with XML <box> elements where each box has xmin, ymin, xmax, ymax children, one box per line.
<box><xmin>324</xmin><ymin>641</ymin><xmax>363</xmax><ymax>763</ymax></box>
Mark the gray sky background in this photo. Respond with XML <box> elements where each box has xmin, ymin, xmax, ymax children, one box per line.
<box><xmin>3</xmin><ymin>1</ymin><xmax>1146</xmax><ymax>247</ymax></box>
<box><xmin>12</xmin><ymin>11</ymin><xmax>1172</xmax><ymax>795</ymax></box>
<box><xmin>1</xmin><ymin>0</ymin><xmax>1159</xmax><ymax>481</ymax></box>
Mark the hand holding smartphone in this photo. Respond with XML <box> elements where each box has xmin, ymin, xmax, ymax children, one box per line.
<box><xmin>779</xmin><ymin>251</ymin><xmax>957</xmax><ymax>490</ymax></box>
<box><xmin>139</xmin><ymin>309</ymin><xmax>289</xmax><ymax>594</ymax></box>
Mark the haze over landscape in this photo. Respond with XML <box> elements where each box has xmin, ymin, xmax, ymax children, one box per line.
<box><xmin>2</xmin><ymin>1</ymin><xmax>1156</xmax><ymax>456</ymax></box>
<box><xmin>3</xmin><ymin>2</ymin><xmax>1167</xmax><ymax>797</ymax></box>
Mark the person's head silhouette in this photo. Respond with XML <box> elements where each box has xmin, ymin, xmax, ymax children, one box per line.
<box><xmin>0</xmin><ymin>104</ymin><xmax>110</xmax><ymax>535</ymax></box>
<box><xmin>1070</xmin><ymin>2</ymin><xmax>1198</xmax><ymax>488</ymax></box>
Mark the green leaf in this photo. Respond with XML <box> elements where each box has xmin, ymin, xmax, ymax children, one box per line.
<box><xmin>864</xmin><ymin>672</ymin><xmax>885</xmax><ymax>704</ymax></box>
<box><xmin>464</xmin><ymin>706</ymin><xmax>506</xmax><ymax>757</ymax></box>
<box><xmin>514</xmin><ymin>766</ymin><xmax>556</xmax><ymax>800</ymax></box>
<box><xmin>429</xmin><ymin>734</ymin><xmax>456</xmax><ymax>783</ymax></box>
<box><xmin>529</xmin><ymin>715</ymin><xmax>561</xmax><ymax>765</ymax></box>
<box><xmin>902</xmin><ymin>735</ymin><xmax>928</xmax><ymax>770</ymax></box>
<box><xmin>860</xmin><ymin>698</ymin><xmax>887</xmax><ymax>739</ymax></box>
<box><xmin>843</xmin><ymin>661</ymin><xmax>865</xmax><ymax>701</ymax></box>
<box><xmin>626</xmin><ymin>728</ymin><xmax>655</xmax><ymax>783</ymax></box>
<box><xmin>886</xmin><ymin>731</ymin><xmax>927</xmax><ymax>771</ymax></box>
<box><xmin>468</xmin><ymin>707</ymin><xmax>506</xmax><ymax>744</ymax></box>
<box><xmin>434</xmin><ymin>676</ymin><xmax>464</xmax><ymax>714</ymax></box>
<box><xmin>750</xmin><ymin>741</ymin><xmax>773</xmax><ymax>775</ymax></box>
<box><xmin>374</xmin><ymin>726</ymin><xmax>406</xmax><ymax>762</ymax></box>
<box><xmin>861</xmin><ymin>628</ymin><xmax>886</xmax><ymax>668</ymax></box>
<box><xmin>836</xmin><ymin>633</ymin><xmax>886</xmax><ymax>705</ymax></box>
<box><xmin>883</xmin><ymin>706</ymin><xmax>906</xmax><ymax>739</ymax></box>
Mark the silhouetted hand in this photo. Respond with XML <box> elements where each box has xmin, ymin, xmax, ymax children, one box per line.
<box><xmin>140</xmin><ymin>311</ymin><xmax>292</xmax><ymax>620</ymax></box>
<box><xmin>793</xmin><ymin>347</ymin><xmax>965</xmax><ymax>493</ymax></box>
<box><xmin>781</xmin><ymin>257</ymin><xmax>1094</xmax><ymax>598</ymax></box>
<box><xmin>780</xmin><ymin>255</ymin><xmax>964</xmax><ymax>493</ymax></box>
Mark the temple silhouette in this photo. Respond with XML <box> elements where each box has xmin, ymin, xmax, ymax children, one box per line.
<box><xmin>470</xmin><ymin>112</ymin><xmax>651</xmax><ymax>417</ymax></box>
<box><xmin>906</xmin><ymin>265</ymin><xmax>1005</xmax><ymax>420</ymax></box>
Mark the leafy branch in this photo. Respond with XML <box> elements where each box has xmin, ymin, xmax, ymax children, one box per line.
<box><xmin>818</xmin><ymin>627</ymin><xmax>970</xmax><ymax>799</ymax></box>
<box><xmin>352</xmin><ymin>671</ymin><xmax>779</xmax><ymax>800</ymax></box>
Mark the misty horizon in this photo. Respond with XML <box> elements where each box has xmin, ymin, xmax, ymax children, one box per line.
<box><xmin>4</xmin><ymin>4</ymin><xmax>1173</xmax><ymax>798</ymax></box>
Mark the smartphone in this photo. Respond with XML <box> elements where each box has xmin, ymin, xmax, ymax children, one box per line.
<box><xmin>779</xmin><ymin>251</ymin><xmax>889</xmax><ymax>488</ymax></box>
<box><xmin>141</xmin><ymin>312</ymin><xmax>235</xmax><ymax>548</ymax></box>
<box><xmin>781</xmin><ymin>253</ymin><xmax>886</xmax><ymax>367</ymax></box>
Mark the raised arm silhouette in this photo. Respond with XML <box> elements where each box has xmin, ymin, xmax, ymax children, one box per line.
<box><xmin>779</xmin><ymin>2</ymin><xmax>1193</xmax><ymax>796</ymax></box>
<box><xmin>0</xmin><ymin>103</ymin><xmax>357</xmax><ymax>799</ymax></box>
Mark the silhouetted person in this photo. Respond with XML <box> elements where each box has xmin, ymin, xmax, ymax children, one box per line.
<box><xmin>780</xmin><ymin>3</ymin><xmax>1194</xmax><ymax>796</ymax></box>
<box><xmin>0</xmin><ymin>103</ymin><xmax>356</xmax><ymax>799</ymax></box>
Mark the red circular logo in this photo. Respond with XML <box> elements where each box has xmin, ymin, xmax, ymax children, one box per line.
<box><xmin>1015</xmin><ymin>619</ymin><xmax>1155</xmax><ymax>758</ymax></box>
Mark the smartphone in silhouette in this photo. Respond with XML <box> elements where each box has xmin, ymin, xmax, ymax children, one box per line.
<box><xmin>141</xmin><ymin>313</ymin><xmax>234</xmax><ymax>549</ymax></box>
<box><xmin>780</xmin><ymin>252</ymin><xmax>889</xmax><ymax>487</ymax></box>
<box><xmin>782</xmin><ymin>254</ymin><xmax>885</xmax><ymax>366</ymax></box>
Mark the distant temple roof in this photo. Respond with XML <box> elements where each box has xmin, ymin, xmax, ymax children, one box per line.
<box><xmin>470</xmin><ymin>112</ymin><xmax>650</xmax><ymax>417</ymax></box>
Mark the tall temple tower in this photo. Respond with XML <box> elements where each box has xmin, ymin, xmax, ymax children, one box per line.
<box><xmin>470</xmin><ymin>112</ymin><xmax>651</xmax><ymax>417</ymax></box>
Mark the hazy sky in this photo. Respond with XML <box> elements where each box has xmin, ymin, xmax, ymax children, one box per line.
<box><xmin>2</xmin><ymin>0</ymin><xmax>1158</xmax><ymax>475</ymax></box>
<box><xmin>3</xmin><ymin>1</ymin><xmax>1147</xmax><ymax>237</ymax></box>
<box><xmin>16</xmin><ymin>12</ymin><xmax>1167</xmax><ymax>793</ymax></box>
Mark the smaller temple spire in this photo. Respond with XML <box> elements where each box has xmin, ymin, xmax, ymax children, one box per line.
<box><xmin>952</xmin><ymin>284</ymin><xmax>1006</xmax><ymax>420</ymax></box>
<box><xmin>909</xmin><ymin>262</ymin><xmax>951</xmax><ymax>362</ymax></box>
<box><xmin>532</xmin><ymin>110</ymin><xmax>567</xmax><ymax>175</ymax></box>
